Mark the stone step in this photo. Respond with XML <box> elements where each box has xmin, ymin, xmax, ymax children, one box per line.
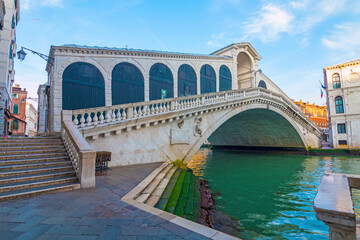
<box><xmin>0</xmin><ymin>148</ymin><xmax>67</xmax><ymax>156</ymax></box>
<box><xmin>0</xmin><ymin>144</ymin><xmax>65</xmax><ymax>151</ymax></box>
<box><xmin>0</xmin><ymin>176</ymin><xmax>78</xmax><ymax>193</ymax></box>
<box><xmin>155</xmin><ymin>168</ymin><xmax>182</xmax><ymax>210</ymax></box>
<box><xmin>146</xmin><ymin>166</ymin><xmax>177</xmax><ymax>206</ymax></box>
<box><xmin>0</xmin><ymin>166</ymin><xmax>75</xmax><ymax>178</ymax></box>
<box><xmin>0</xmin><ymin>152</ymin><xmax>68</xmax><ymax>161</ymax></box>
<box><xmin>0</xmin><ymin>138</ymin><xmax>62</xmax><ymax>143</ymax></box>
<box><xmin>0</xmin><ymin>141</ymin><xmax>63</xmax><ymax>147</ymax></box>
<box><xmin>0</xmin><ymin>171</ymin><xmax>76</xmax><ymax>185</ymax></box>
<box><xmin>0</xmin><ymin>156</ymin><xmax>70</xmax><ymax>166</ymax></box>
<box><xmin>135</xmin><ymin>164</ymin><xmax>173</xmax><ymax>203</ymax></box>
<box><xmin>0</xmin><ymin>183</ymin><xmax>80</xmax><ymax>202</ymax></box>
<box><xmin>0</xmin><ymin>161</ymin><xmax>72</xmax><ymax>171</ymax></box>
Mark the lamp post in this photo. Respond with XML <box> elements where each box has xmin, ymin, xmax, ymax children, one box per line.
<box><xmin>17</xmin><ymin>47</ymin><xmax>54</xmax><ymax>65</ymax></box>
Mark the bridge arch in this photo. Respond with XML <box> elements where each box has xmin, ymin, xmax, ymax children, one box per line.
<box><xmin>184</xmin><ymin>103</ymin><xmax>307</xmax><ymax>162</ymax></box>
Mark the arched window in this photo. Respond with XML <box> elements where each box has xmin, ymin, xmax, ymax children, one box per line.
<box><xmin>335</xmin><ymin>96</ymin><xmax>344</xmax><ymax>114</ymax></box>
<box><xmin>149</xmin><ymin>63</ymin><xmax>173</xmax><ymax>100</ymax></box>
<box><xmin>258</xmin><ymin>80</ymin><xmax>267</xmax><ymax>89</ymax></box>
<box><xmin>13</xmin><ymin>103</ymin><xmax>18</xmax><ymax>114</ymax></box>
<box><xmin>200</xmin><ymin>64</ymin><xmax>216</xmax><ymax>94</ymax></box>
<box><xmin>332</xmin><ymin>73</ymin><xmax>341</xmax><ymax>89</ymax></box>
<box><xmin>62</xmin><ymin>62</ymin><xmax>105</xmax><ymax>110</ymax></box>
<box><xmin>219</xmin><ymin>65</ymin><xmax>232</xmax><ymax>91</ymax></box>
<box><xmin>178</xmin><ymin>64</ymin><xmax>197</xmax><ymax>97</ymax></box>
<box><xmin>112</xmin><ymin>62</ymin><xmax>144</xmax><ymax>105</ymax></box>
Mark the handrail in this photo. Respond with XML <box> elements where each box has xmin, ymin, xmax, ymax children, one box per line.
<box><xmin>71</xmin><ymin>88</ymin><xmax>319</xmax><ymax>134</ymax></box>
<box><xmin>61</xmin><ymin>110</ymin><xmax>96</xmax><ymax>188</ymax></box>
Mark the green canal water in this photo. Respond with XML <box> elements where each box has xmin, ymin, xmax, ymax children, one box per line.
<box><xmin>188</xmin><ymin>148</ymin><xmax>360</xmax><ymax>240</ymax></box>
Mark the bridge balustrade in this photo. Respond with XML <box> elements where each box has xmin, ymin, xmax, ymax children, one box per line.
<box><xmin>70</xmin><ymin>88</ymin><xmax>312</xmax><ymax>131</ymax></box>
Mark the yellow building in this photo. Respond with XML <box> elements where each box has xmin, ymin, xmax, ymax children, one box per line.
<box><xmin>293</xmin><ymin>99</ymin><xmax>328</xmax><ymax>130</ymax></box>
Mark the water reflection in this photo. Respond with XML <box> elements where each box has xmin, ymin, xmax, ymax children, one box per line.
<box><xmin>188</xmin><ymin>148</ymin><xmax>360</xmax><ymax>240</ymax></box>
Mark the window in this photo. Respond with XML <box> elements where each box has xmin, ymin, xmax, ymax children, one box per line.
<box><xmin>12</xmin><ymin>120</ymin><xmax>19</xmax><ymax>130</ymax></box>
<box><xmin>12</xmin><ymin>93</ymin><xmax>19</xmax><ymax>98</ymax></box>
<box><xmin>258</xmin><ymin>80</ymin><xmax>267</xmax><ymax>89</ymax></box>
<box><xmin>11</xmin><ymin>15</ymin><xmax>15</xmax><ymax>29</ymax></box>
<box><xmin>339</xmin><ymin>140</ymin><xmax>347</xmax><ymax>145</ymax></box>
<box><xmin>332</xmin><ymin>73</ymin><xmax>341</xmax><ymax>89</ymax></box>
<box><xmin>337</xmin><ymin>123</ymin><xmax>346</xmax><ymax>133</ymax></box>
<box><xmin>12</xmin><ymin>103</ymin><xmax>18</xmax><ymax>114</ymax></box>
<box><xmin>335</xmin><ymin>96</ymin><xmax>344</xmax><ymax>113</ymax></box>
<box><xmin>9</xmin><ymin>45</ymin><xmax>13</xmax><ymax>59</ymax></box>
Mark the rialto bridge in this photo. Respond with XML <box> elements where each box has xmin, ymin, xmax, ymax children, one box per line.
<box><xmin>38</xmin><ymin>42</ymin><xmax>322</xmax><ymax>167</ymax></box>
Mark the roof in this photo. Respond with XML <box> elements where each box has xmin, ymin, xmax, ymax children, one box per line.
<box><xmin>324</xmin><ymin>58</ymin><xmax>360</xmax><ymax>69</ymax></box>
<box><xmin>59</xmin><ymin>44</ymin><xmax>232</xmax><ymax>59</ymax></box>
<box><xmin>211</xmin><ymin>42</ymin><xmax>262</xmax><ymax>60</ymax></box>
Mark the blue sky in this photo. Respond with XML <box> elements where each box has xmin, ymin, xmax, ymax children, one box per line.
<box><xmin>15</xmin><ymin>0</ymin><xmax>360</xmax><ymax>106</ymax></box>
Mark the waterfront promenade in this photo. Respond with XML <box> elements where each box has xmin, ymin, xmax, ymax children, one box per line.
<box><xmin>0</xmin><ymin>163</ymin><xmax>208</xmax><ymax>240</ymax></box>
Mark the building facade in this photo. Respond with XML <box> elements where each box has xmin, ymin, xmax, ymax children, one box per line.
<box><xmin>10</xmin><ymin>84</ymin><xmax>26</xmax><ymax>135</ymax></box>
<box><xmin>0</xmin><ymin>0</ymin><xmax>19</xmax><ymax>136</ymax></box>
<box><xmin>293</xmin><ymin>99</ymin><xmax>328</xmax><ymax>129</ymax></box>
<box><xmin>39</xmin><ymin>42</ymin><xmax>292</xmax><ymax>135</ymax></box>
<box><xmin>25</xmin><ymin>101</ymin><xmax>37</xmax><ymax>137</ymax></box>
<box><xmin>324</xmin><ymin>59</ymin><xmax>360</xmax><ymax>148</ymax></box>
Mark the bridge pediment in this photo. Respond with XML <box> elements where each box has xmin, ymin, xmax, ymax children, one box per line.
<box><xmin>211</xmin><ymin>42</ymin><xmax>262</xmax><ymax>61</ymax></box>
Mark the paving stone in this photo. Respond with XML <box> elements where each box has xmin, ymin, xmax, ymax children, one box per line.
<box><xmin>0</xmin><ymin>163</ymin><xmax>213</xmax><ymax>240</ymax></box>
<box><xmin>81</xmin><ymin>222</ymin><xmax>107</xmax><ymax>235</ymax></box>
<box><xmin>58</xmin><ymin>235</ymin><xmax>97</xmax><ymax>240</ymax></box>
<box><xmin>36</xmin><ymin>234</ymin><xmax>62</xmax><ymax>240</ymax></box>
<box><xmin>46</xmin><ymin>225</ymin><xmax>88</xmax><ymax>235</ymax></box>
<box><xmin>0</xmin><ymin>230</ymin><xmax>22</xmax><ymax>239</ymax></box>
<box><xmin>14</xmin><ymin>224</ymin><xmax>52</xmax><ymax>240</ymax></box>
<box><xmin>41</xmin><ymin>217</ymin><xmax>80</xmax><ymax>225</ymax></box>
<box><xmin>12</xmin><ymin>215</ymin><xmax>47</xmax><ymax>232</ymax></box>
<box><xmin>97</xmin><ymin>226</ymin><xmax>122</xmax><ymax>240</ymax></box>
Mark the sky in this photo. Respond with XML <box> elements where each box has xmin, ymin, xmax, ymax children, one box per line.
<box><xmin>15</xmin><ymin>0</ymin><xmax>360</xmax><ymax>107</ymax></box>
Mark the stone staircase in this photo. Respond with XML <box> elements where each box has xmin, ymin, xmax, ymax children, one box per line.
<box><xmin>0</xmin><ymin>137</ymin><xmax>80</xmax><ymax>201</ymax></box>
<box><xmin>127</xmin><ymin>163</ymin><xmax>201</xmax><ymax>221</ymax></box>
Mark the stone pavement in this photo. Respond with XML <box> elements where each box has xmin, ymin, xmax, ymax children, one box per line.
<box><xmin>0</xmin><ymin>162</ymin><xmax>209</xmax><ymax>240</ymax></box>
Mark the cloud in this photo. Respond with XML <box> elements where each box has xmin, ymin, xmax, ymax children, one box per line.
<box><xmin>243</xmin><ymin>4</ymin><xmax>294</xmax><ymax>42</ymax></box>
<box><xmin>322</xmin><ymin>22</ymin><xmax>360</xmax><ymax>53</ymax></box>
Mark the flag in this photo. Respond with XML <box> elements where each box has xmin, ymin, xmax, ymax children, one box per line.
<box><xmin>320</xmin><ymin>88</ymin><xmax>323</xmax><ymax>98</ymax></box>
<box><xmin>319</xmin><ymin>80</ymin><xmax>327</xmax><ymax>90</ymax></box>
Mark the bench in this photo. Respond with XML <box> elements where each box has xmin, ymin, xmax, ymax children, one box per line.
<box><xmin>95</xmin><ymin>151</ymin><xmax>111</xmax><ymax>173</ymax></box>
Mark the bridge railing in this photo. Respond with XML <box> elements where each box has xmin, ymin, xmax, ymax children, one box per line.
<box><xmin>71</xmin><ymin>88</ymin><xmax>312</xmax><ymax>131</ymax></box>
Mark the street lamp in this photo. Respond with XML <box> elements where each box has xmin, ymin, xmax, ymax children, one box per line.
<box><xmin>16</xmin><ymin>47</ymin><xmax>54</xmax><ymax>65</ymax></box>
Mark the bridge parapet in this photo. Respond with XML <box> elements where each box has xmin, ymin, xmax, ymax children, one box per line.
<box><xmin>71</xmin><ymin>88</ymin><xmax>317</xmax><ymax>136</ymax></box>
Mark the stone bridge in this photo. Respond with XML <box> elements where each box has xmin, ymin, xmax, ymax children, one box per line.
<box><xmin>64</xmin><ymin>87</ymin><xmax>322</xmax><ymax>167</ymax></box>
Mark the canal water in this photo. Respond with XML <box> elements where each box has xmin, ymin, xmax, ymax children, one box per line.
<box><xmin>188</xmin><ymin>148</ymin><xmax>360</xmax><ymax>240</ymax></box>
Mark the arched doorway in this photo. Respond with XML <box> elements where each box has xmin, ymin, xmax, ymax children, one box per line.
<box><xmin>112</xmin><ymin>62</ymin><xmax>144</xmax><ymax>105</ymax></box>
<box><xmin>178</xmin><ymin>64</ymin><xmax>197</xmax><ymax>97</ymax></box>
<box><xmin>149</xmin><ymin>63</ymin><xmax>174</xmax><ymax>100</ymax></box>
<box><xmin>237</xmin><ymin>52</ymin><xmax>253</xmax><ymax>89</ymax></box>
<box><xmin>200</xmin><ymin>64</ymin><xmax>216</xmax><ymax>94</ymax></box>
<box><xmin>258</xmin><ymin>80</ymin><xmax>267</xmax><ymax>89</ymax></box>
<box><xmin>62</xmin><ymin>62</ymin><xmax>105</xmax><ymax>110</ymax></box>
<box><xmin>219</xmin><ymin>65</ymin><xmax>232</xmax><ymax>91</ymax></box>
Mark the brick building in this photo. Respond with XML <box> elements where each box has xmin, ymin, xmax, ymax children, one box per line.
<box><xmin>10</xmin><ymin>84</ymin><xmax>26</xmax><ymax>135</ymax></box>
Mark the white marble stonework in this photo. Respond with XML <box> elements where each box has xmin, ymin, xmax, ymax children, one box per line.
<box><xmin>324</xmin><ymin>60</ymin><xmax>360</xmax><ymax>148</ymax></box>
<box><xmin>70</xmin><ymin>88</ymin><xmax>321</xmax><ymax>167</ymax></box>
<box><xmin>44</xmin><ymin>42</ymin><xmax>272</xmax><ymax>134</ymax></box>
